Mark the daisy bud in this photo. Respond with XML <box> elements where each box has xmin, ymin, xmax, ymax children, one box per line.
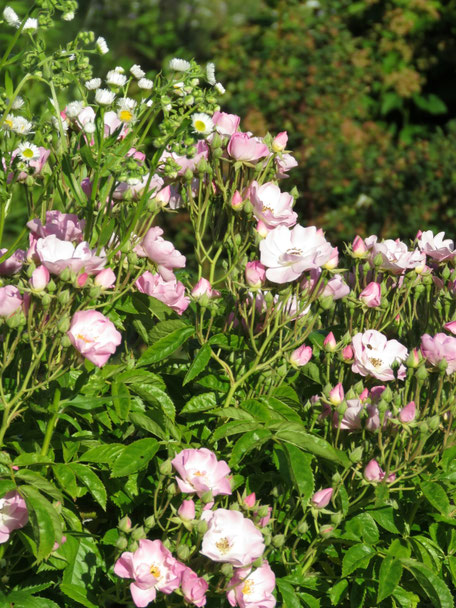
<box><xmin>323</xmin><ymin>332</ymin><xmax>337</xmax><ymax>351</ymax></box>
<box><xmin>399</xmin><ymin>401</ymin><xmax>416</xmax><ymax>423</ymax></box>
<box><xmin>352</xmin><ymin>235</ymin><xmax>368</xmax><ymax>258</ymax></box>
<box><xmin>272</xmin><ymin>131</ymin><xmax>288</xmax><ymax>153</ymax></box>
<box><xmin>96</xmin><ymin>36</ymin><xmax>109</xmax><ymax>55</ymax></box>
<box><xmin>311</xmin><ymin>488</ymin><xmax>333</xmax><ymax>509</ymax></box>
<box><xmin>290</xmin><ymin>344</ymin><xmax>312</xmax><ymax>367</ymax></box>
<box><xmin>329</xmin><ymin>383</ymin><xmax>344</xmax><ymax>405</ymax></box>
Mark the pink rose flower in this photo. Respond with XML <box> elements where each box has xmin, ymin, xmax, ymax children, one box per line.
<box><xmin>352</xmin><ymin>235</ymin><xmax>368</xmax><ymax>258</ymax></box>
<box><xmin>311</xmin><ymin>488</ymin><xmax>333</xmax><ymax>509</ymax></box>
<box><xmin>201</xmin><ymin>508</ymin><xmax>265</xmax><ymax>566</ymax></box>
<box><xmin>369</xmin><ymin>238</ymin><xmax>425</xmax><ymax>274</ymax></box>
<box><xmin>94</xmin><ymin>268</ymin><xmax>116</xmax><ymax>288</ymax></box>
<box><xmin>352</xmin><ymin>330</ymin><xmax>408</xmax><ymax>381</ymax></box>
<box><xmin>9</xmin><ymin>146</ymin><xmax>50</xmax><ymax>181</ymax></box>
<box><xmin>444</xmin><ymin>321</ymin><xmax>456</xmax><ymax>335</ymax></box>
<box><xmin>321</xmin><ymin>273</ymin><xmax>350</xmax><ymax>300</ymax></box>
<box><xmin>244</xmin><ymin>492</ymin><xmax>256</xmax><ymax>508</ymax></box>
<box><xmin>139</xmin><ymin>227</ymin><xmax>186</xmax><ymax>281</ymax></box>
<box><xmin>259</xmin><ymin>225</ymin><xmax>334</xmax><ymax>284</ymax></box>
<box><xmin>171</xmin><ymin>448</ymin><xmax>231</xmax><ymax>497</ymax></box>
<box><xmin>114</xmin><ymin>539</ymin><xmax>181</xmax><ymax>607</ymax></box>
<box><xmin>0</xmin><ymin>248</ymin><xmax>25</xmax><ymax>275</ymax></box>
<box><xmin>178</xmin><ymin>499</ymin><xmax>196</xmax><ymax>521</ymax></box>
<box><xmin>359</xmin><ymin>282</ymin><xmax>381</xmax><ymax>308</ymax></box>
<box><xmin>421</xmin><ymin>333</ymin><xmax>456</xmax><ymax>374</ymax></box>
<box><xmin>275</xmin><ymin>153</ymin><xmax>298</xmax><ymax>178</ymax></box>
<box><xmin>191</xmin><ymin>278</ymin><xmax>220</xmax><ymax>299</ymax></box>
<box><xmin>67</xmin><ymin>310</ymin><xmax>122</xmax><ymax>367</ymax></box>
<box><xmin>333</xmin><ymin>399</ymin><xmax>364</xmax><ymax>431</ymax></box>
<box><xmin>290</xmin><ymin>344</ymin><xmax>312</xmax><ymax>367</ymax></box>
<box><xmin>323</xmin><ymin>332</ymin><xmax>336</xmax><ymax>351</ymax></box>
<box><xmin>417</xmin><ymin>230</ymin><xmax>455</xmax><ymax>262</ymax></box>
<box><xmin>399</xmin><ymin>401</ymin><xmax>416</xmax><ymax>423</ymax></box>
<box><xmin>249</xmin><ymin>181</ymin><xmax>297</xmax><ymax>230</ymax></box>
<box><xmin>36</xmin><ymin>235</ymin><xmax>106</xmax><ymax>275</ymax></box>
<box><xmin>27</xmin><ymin>210</ymin><xmax>85</xmax><ymax>242</ymax></box>
<box><xmin>227</xmin><ymin>561</ymin><xmax>276</xmax><ymax>608</ymax></box>
<box><xmin>0</xmin><ymin>285</ymin><xmax>22</xmax><ymax>317</ymax></box>
<box><xmin>113</xmin><ymin>173</ymin><xmax>165</xmax><ymax>202</ymax></box>
<box><xmin>329</xmin><ymin>383</ymin><xmax>344</xmax><ymax>405</ymax></box>
<box><xmin>212</xmin><ymin>111</ymin><xmax>241</xmax><ymax>136</ymax></box>
<box><xmin>364</xmin><ymin>459</ymin><xmax>395</xmax><ymax>483</ymax></box>
<box><xmin>245</xmin><ymin>261</ymin><xmax>266</xmax><ymax>288</ymax></box>
<box><xmin>135</xmin><ymin>271</ymin><xmax>190</xmax><ymax>315</ymax></box>
<box><xmin>179</xmin><ymin>566</ymin><xmax>208</xmax><ymax>607</ymax></box>
<box><xmin>159</xmin><ymin>141</ymin><xmax>209</xmax><ymax>176</ymax></box>
<box><xmin>0</xmin><ymin>490</ymin><xmax>28</xmax><ymax>543</ymax></box>
<box><xmin>227</xmin><ymin>133</ymin><xmax>269</xmax><ymax>162</ymax></box>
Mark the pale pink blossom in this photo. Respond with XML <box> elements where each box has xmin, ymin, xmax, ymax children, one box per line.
<box><xmin>201</xmin><ymin>509</ymin><xmax>265</xmax><ymax>566</ymax></box>
<box><xmin>364</xmin><ymin>459</ymin><xmax>395</xmax><ymax>483</ymax></box>
<box><xmin>272</xmin><ymin>131</ymin><xmax>288</xmax><ymax>153</ymax></box>
<box><xmin>311</xmin><ymin>488</ymin><xmax>333</xmax><ymax>509</ymax></box>
<box><xmin>0</xmin><ymin>491</ymin><xmax>28</xmax><ymax>543</ymax></box>
<box><xmin>114</xmin><ymin>539</ymin><xmax>180</xmax><ymax>607</ymax></box>
<box><xmin>227</xmin><ymin>561</ymin><xmax>276</xmax><ymax>608</ymax></box>
<box><xmin>342</xmin><ymin>344</ymin><xmax>353</xmax><ymax>361</ymax></box>
<box><xmin>255</xmin><ymin>221</ymin><xmax>269</xmax><ymax>238</ymax></box>
<box><xmin>171</xmin><ymin>448</ymin><xmax>231</xmax><ymax>497</ymax></box>
<box><xmin>421</xmin><ymin>333</ymin><xmax>456</xmax><ymax>375</ymax></box>
<box><xmin>290</xmin><ymin>345</ymin><xmax>312</xmax><ymax>367</ymax></box>
<box><xmin>244</xmin><ymin>493</ymin><xmax>256</xmax><ymax>508</ymax></box>
<box><xmin>231</xmin><ymin>190</ymin><xmax>243</xmax><ymax>210</ymax></box>
<box><xmin>352</xmin><ymin>330</ymin><xmax>408</xmax><ymax>381</ymax></box>
<box><xmin>359</xmin><ymin>282</ymin><xmax>381</xmax><ymax>308</ymax></box>
<box><xmin>245</xmin><ymin>261</ymin><xmax>266</xmax><ymax>288</ymax></box>
<box><xmin>227</xmin><ymin>133</ymin><xmax>269</xmax><ymax>163</ymax></box>
<box><xmin>321</xmin><ymin>273</ymin><xmax>350</xmax><ymax>300</ymax></box>
<box><xmin>27</xmin><ymin>211</ymin><xmax>85</xmax><ymax>242</ymax></box>
<box><xmin>399</xmin><ymin>401</ymin><xmax>416</xmax><ymax>423</ymax></box>
<box><xmin>275</xmin><ymin>153</ymin><xmax>298</xmax><ymax>178</ymax></box>
<box><xmin>259</xmin><ymin>225</ymin><xmax>334</xmax><ymax>284</ymax></box>
<box><xmin>329</xmin><ymin>383</ymin><xmax>344</xmax><ymax>405</ymax></box>
<box><xmin>249</xmin><ymin>181</ymin><xmax>297</xmax><ymax>229</ymax></box>
<box><xmin>178</xmin><ymin>499</ymin><xmax>196</xmax><ymax>521</ymax></box>
<box><xmin>417</xmin><ymin>230</ymin><xmax>455</xmax><ymax>262</ymax></box>
<box><xmin>139</xmin><ymin>227</ymin><xmax>186</xmax><ymax>281</ymax></box>
<box><xmin>212</xmin><ymin>111</ymin><xmax>241</xmax><ymax>136</ymax></box>
<box><xmin>333</xmin><ymin>399</ymin><xmax>364</xmax><ymax>430</ymax></box>
<box><xmin>67</xmin><ymin>310</ymin><xmax>122</xmax><ymax>367</ymax></box>
<box><xmin>0</xmin><ymin>248</ymin><xmax>25</xmax><ymax>275</ymax></box>
<box><xmin>179</xmin><ymin>566</ymin><xmax>208</xmax><ymax>607</ymax></box>
<box><xmin>135</xmin><ymin>272</ymin><xmax>190</xmax><ymax>316</ymax></box>
<box><xmin>9</xmin><ymin>146</ymin><xmax>50</xmax><ymax>181</ymax></box>
<box><xmin>369</xmin><ymin>238</ymin><xmax>425</xmax><ymax>274</ymax></box>
<box><xmin>113</xmin><ymin>173</ymin><xmax>165</xmax><ymax>202</ymax></box>
<box><xmin>94</xmin><ymin>268</ymin><xmax>116</xmax><ymax>288</ymax></box>
<box><xmin>444</xmin><ymin>321</ymin><xmax>456</xmax><ymax>335</ymax></box>
<box><xmin>30</xmin><ymin>265</ymin><xmax>50</xmax><ymax>291</ymax></box>
<box><xmin>36</xmin><ymin>235</ymin><xmax>106</xmax><ymax>276</ymax></box>
<box><xmin>0</xmin><ymin>285</ymin><xmax>22</xmax><ymax>317</ymax></box>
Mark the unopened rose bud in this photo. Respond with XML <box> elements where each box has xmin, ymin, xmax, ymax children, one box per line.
<box><xmin>220</xmin><ymin>563</ymin><xmax>234</xmax><ymax>578</ymax></box>
<box><xmin>176</xmin><ymin>544</ymin><xmax>190</xmax><ymax>561</ymax></box>
<box><xmin>178</xmin><ymin>499</ymin><xmax>196</xmax><ymax>521</ymax></box>
<box><xmin>297</xmin><ymin>521</ymin><xmax>309</xmax><ymax>534</ymax></box>
<box><xmin>352</xmin><ymin>235</ymin><xmax>368</xmax><ymax>258</ymax></box>
<box><xmin>116</xmin><ymin>536</ymin><xmax>128</xmax><ymax>551</ymax></box>
<box><xmin>255</xmin><ymin>221</ymin><xmax>269</xmax><ymax>239</ymax></box>
<box><xmin>118</xmin><ymin>516</ymin><xmax>132</xmax><ymax>533</ymax></box>
<box><xmin>415</xmin><ymin>364</ymin><xmax>428</xmax><ymax>381</ymax></box>
<box><xmin>272</xmin><ymin>131</ymin><xmax>288</xmax><ymax>153</ymax></box>
<box><xmin>444</xmin><ymin>320</ymin><xmax>456</xmax><ymax>335</ymax></box>
<box><xmin>57</xmin><ymin>289</ymin><xmax>71</xmax><ymax>304</ymax></box>
<box><xmin>196</xmin><ymin>519</ymin><xmax>208</xmax><ymax>535</ymax></box>
<box><xmin>429</xmin><ymin>415</ymin><xmax>440</xmax><ymax>431</ymax></box>
<box><xmin>323</xmin><ymin>247</ymin><xmax>339</xmax><ymax>270</ymax></box>
<box><xmin>359</xmin><ymin>282</ymin><xmax>381</xmax><ymax>308</ymax></box>
<box><xmin>191</xmin><ymin>278</ymin><xmax>219</xmax><ymax>300</ymax></box>
<box><xmin>272</xmin><ymin>534</ymin><xmax>285</xmax><ymax>548</ymax></box>
<box><xmin>243</xmin><ymin>492</ymin><xmax>256</xmax><ymax>508</ymax></box>
<box><xmin>231</xmin><ymin>190</ymin><xmax>243</xmax><ymax>210</ymax></box>
<box><xmin>30</xmin><ymin>265</ymin><xmax>50</xmax><ymax>291</ymax></box>
<box><xmin>60</xmin><ymin>267</ymin><xmax>71</xmax><ymax>281</ymax></box>
<box><xmin>406</xmin><ymin>348</ymin><xmax>420</xmax><ymax>368</ymax></box>
<box><xmin>290</xmin><ymin>344</ymin><xmax>312</xmax><ymax>367</ymax></box>
<box><xmin>128</xmin><ymin>540</ymin><xmax>139</xmax><ymax>552</ymax></box>
<box><xmin>159</xmin><ymin>459</ymin><xmax>172</xmax><ymax>476</ymax></box>
<box><xmin>342</xmin><ymin>344</ymin><xmax>353</xmax><ymax>361</ymax></box>
<box><xmin>144</xmin><ymin>515</ymin><xmax>155</xmax><ymax>529</ymax></box>
<box><xmin>323</xmin><ymin>332</ymin><xmax>337</xmax><ymax>352</ymax></box>
<box><xmin>349</xmin><ymin>446</ymin><xmax>363</xmax><ymax>463</ymax></box>
<box><xmin>320</xmin><ymin>525</ymin><xmax>334</xmax><ymax>537</ymax></box>
<box><xmin>131</xmin><ymin>526</ymin><xmax>145</xmax><ymax>541</ymax></box>
<box><xmin>201</xmin><ymin>490</ymin><xmax>213</xmax><ymax>504</ymax></box>
<box><xmin>399</xmin><ymin>401</ymin><xmax>416</xmax><ymax>423</ymax></box>
<box><xmin>364</xmin><ymin>459</ymin><xmax>383</xmax><ymax>482</ymax></box>
<box><xmin>311</xmin><ymin>487</ymin><xmax>333</xmax><ymax>509</ymax></box>
<box><xmin>245</xmin><ymin>261</ymin><xmax>266</xmax><ymax>288</ymax></box>
<box><xmin>329</xmin><ymin>383</ymin><xmax>344</xmax><ymax>405</ymax></box>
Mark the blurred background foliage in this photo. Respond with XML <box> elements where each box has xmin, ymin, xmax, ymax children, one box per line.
<box><xmin>5</xmin><ymin>0</ymin><xmax>456</xmax><ymax>242</ymax></box>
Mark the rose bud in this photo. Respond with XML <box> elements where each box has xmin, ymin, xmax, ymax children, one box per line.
<box><xmin>30</xmin><ymin>265</ymin><xmax>50</xmax><ymax>291</ymax></box>
<box><xmin>399</xmin><ymin>401</ymin><xmax>416</xmax><ymax>423</ymax></box>
<box><xmin>94</xmin><ymin>268</ymin><xmax>116</xmax><ymax>288</ymax></box>
<box><xmin>323</xmin><ymin>332</ymin><xmax>337</xmax><ymax>351</ymax></box>
<box><xmin>352</xmin><ymin>235</ymin><xmax>368</xmax><ymax>258</ymax></box>
<box><xmin>231</xmin><ymin>190</ymin><xmax>243</xmax><ymax>210</ymax></box>
<box><xmin>245</xmin><ymin>261</ymin><xmax>266</xmax><ymax>288</ymax></box>
<box><xmin>243</xmin><ymin>492</ymin><xmax>256</xmax><ymax>508</ymax></box>
<box><xmin>290</xmin><ymin>344</ymin><xmax>312</xmax><ymax>367</ymax></box>
<box><xmin>364</xmin><ymin>459</ymin><xmax>383</xmax><ymax>482</ymax></box>
<box><xmin>178</xmin><ymin>499</ymin><xmax>196</xmax><ymax>521</ymax></box>
<box><xmin>329</xmin><ymin>383</ymin><xmax>344</xmax><ymax>405</ymax></box>
<box><xmin>359</xmin><ymin>282</ymin><xmax>381</xmax><ymax>308</ymax></box>
<box><xmin>311</xmin><ymin>488</ymin><xmax>333</xmax><ymax>509</ymax></box>
<box><xmin>272</xmin><ymin>131</ymin><xmax>288</xmax><ymax>153</ymax></box>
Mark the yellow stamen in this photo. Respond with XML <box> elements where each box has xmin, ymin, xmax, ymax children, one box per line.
<box><xmin>216</xmin><ymin>538</ymin><xmax>230</xmax><ymax>554</ymax></box>
<box><xmin>119</xmin><ymin>110</ymin><xmax>133</xmax><ymax>122</ymax></box>
<box><xmin>194</xmin><ymin>120</ymin><xmax>206</xmax><ymax>132</ymax></box>
<box><xmin>242</xmin><ymin>580</ymin><xmax>254</xmax><ymax>595</ymax></box>
<box><xmin>150</xmin><ymin>564</ymin><xmax>161</xmax><ymax>578</ymax></box>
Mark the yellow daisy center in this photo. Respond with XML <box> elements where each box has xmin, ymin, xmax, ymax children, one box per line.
<box><xmin>23</xmin><ymin>148</ymin><xmax>34</xmax><ymax>159</ymax></box>
<box><xmin>119</xmin><ymin>110</ymin><xmax>133</xmax><ymax>122</ymax></box>
<box><xmin>194</xmin><ymin>120</ymin><xmax>206</xmax><ymax>132</ymax></box>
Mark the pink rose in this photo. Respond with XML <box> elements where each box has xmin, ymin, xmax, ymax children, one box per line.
<box><xmin>139</xmin><ymin>227</ymin><xmax>186</xmax><ymax>281</ymax></box>
<box><xmin>290</xmin><ymin>345</ymin><xmax>312</xmax><ymax>367</ymax></box>
<box><xmin>272</xmin><ymin>131</ymin><xmax>288</xmax><ymax>153</ymax></box>
<box><xmin>135</xmin><ymin>271</ymin><xmax>190</xmax><ymax>315</ymax></box>
<box><xmin>159</xmin><ymin>141</ymin><xmax>209</xmax><ymax>176</ymax></box>
<box><xmin>321</xmin><ymin>273</ymin><xmax>350</xmax><ymax>300</ymax></box>
<box><xmin>352</xmin><ymin>235</ymin><xmax>368</xmax><ymax>258</ymax></box>
<box><xmin>0</xmin><ymin>490</ymin><xmax>28</xmax><ymax>543</ymax></box>
<box><xmin>36</xmin><ymin>235</ymin><xmax>106</xmax><ymax>275</ymax></box>
<box><xmin>94</xmin><ymin>268</ymin><xmax>116</xmax><ymax>288</ymax></box>
<box><xmin>444</xmin><ymin>321</ymin><xmax>456</xmax><ymax>335</ymax></box>
<box><xmin>27</xmin><ymin>210</ymin><xmax>85</xmax><ymax>242</ymax></box>
<box><xmin>113</xmin><ymin>173</ymin><xmax>165</xmax><ymax>202</ymax></box>
<box><xmin>352</xmin><ymin>330</ymin><xmax>408</xmax><ymax>381</ymax></box>
<box><xmin>227</xmin><ymin>561</ymin><xmax>276</xmax><ymax>608</ymax></box>
<box><xmin>245</xmin><ymin>261</ymin><xmax>266</xmax><ymax>288</ymax></box>
<box><xmin>0</xmin><ymin>285</ymin><xmax>22</xmax><ymax>317</ymax></box>
<box><xmin>369</xmin><ymin>238</ymin><xmax>425</xmax><ymax>274</ymax></box>
<box><xmin>364</xmin><ymin>459</ymin><xmax>395</xmax><ymax>483</ymax></box>
<box><xmin>244</xmin><ymin>492</ymin><xmax>256</xmax><ymax>508</ymax></box>
<box><xmin>417</xmin><ymin>230</ymin><xmax>455</xmax><ymax>262</ymax></box>
<box><xmin>179</xmin><ymin>566</ymin><xmax>208</xmax><ymax>607</ymax></box>
<box><xmin>191</xmin><ymin>278</ymin><xmax>220</xmax><ymax>300</ymax></box>
<box><xmin>212</xmin><ymin>111</ymin><xmax>241</xmax><ymax>136</ymax></box>
<box><xmin>359</xmin><ymin>282</ymin><xmax>381</xmax><ymax>308</ymax></box>
<box><xmin>311</xmin><ymin>488</ymin><xmax>333</xmax><ymax>509</ymax></box>
<box><xmin>171</xmin><ymin>448</ymin><xmax>231</xmax><ymax>497</ymax></box>
<box><xmin>421</xmin><ymin>333</ymin><xmax>456</xmax><ymax>374</ymax></box>
<box><xmin>114</xmin><ymin>539</ymin><xmax>180</xmax><ymax>607</ymax></box>
<box><xmin>260</xmin><ymin>225</ymin><xmax>334</xmax><ymax>284</ymax></box>
<box><xmin>329</xmin><ymin>383</ymin><xmax>344</xmax><ymax>405</ymax></box>
<box><xmin>0</xmin><ymin>248</ymin><xmax>25</xmax><ymax>275</ymax></box>
<box><xmin>275</xmin><ymin>153</ymin><xmax>298</xmax><ymax>178</ymax></box>
<box><xmin>67</xmin><ymin>310</ymin><xmax>122</xmax><ymax>367</ymax></box>
<box><xmin>249</xmin><ymin>181</ymin><xmax>297</xmax><ymax>230</ymax></box>
<box><xmin>201</xmin><ymin>508</ymin><xmax>265</xmax><ymax>566</ymax></box>
<box><xmin>323</xmin><ymin>332</ymin><xmax>337</xmax><ymax>351</ymax></box>
<box><xmin>227</xmin><ymin>133</ymin><xmax>269</xmax><ymax>162</ymax></box>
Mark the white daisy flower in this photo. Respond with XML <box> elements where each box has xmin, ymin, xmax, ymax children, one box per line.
<box><xmin>62</xmin><ymin>11</ymin><xmax>75</xmax><ymax>21</ymax></box>
<box><xmin>117</xmin><ymin>97</ymin><xmax>137</xmax><ymax>111</ymax></box>
<box><xmin>206</xmin><ymin>62</ymin><xmax>216</xmax><ymax>85</ymax></box>
<box><xmin>130</xmin><ymin>64</ymin><xmax>145</xmax><ymax>79</ymax></box>
<box><xmin>11</xmin><ymin>96</ymin><xmax>24</xmax><ymax>109</ymax></box>
<box><xmin>191</xmin><ymin>113</ymin><xmax>214</xmax><ymax>136</ymax></box>
<box><xmin>169</xmin><ymin>58</ymin><xmax>191</xmax><ymax>72</ymax></box>
<box><xmin>84</xmin><ymin>122</ymin><xmax>96</xmax><ymax>134</ymax></box>
<box><xmin>66</xmin><ymin>101</ymin><xmax>85</xmax><ymax>119</ymax></box>
<box><xmin>95</xmin><ymin>89</ymin><xmax>115</xmax><ymax>105</ymax></box>
<box><xmin>117</xmin><ymin>98</ymin><xmax>137</xmax><ymax>123</ymax></box>
<box><xmin>3</xmin><ymin>114</ymin><xmax>16</xmax><ymax>131</ymax></box>
<box><xmin>138</xmin><ymin>78</ymin><xmax>153</xmax><ymax>90</ymax></box>
<box><xmin>114</xmin><ymin>66</ymin><xmax>125</xmax><ymax>74</ymax></box>
<box><xmin>12</xmin><ymin>116</ymin><xmax>33</xmax><ymax>135</ymax></box>
<box><xmin>22</xmin><ymin>18</ymin><xmax>38</xmax><ymax>31</ymax></box>
<box><xmin>17</xmin><ymin>142</ymin><xmax>40</xmax><ymax>162</ymax></box>
<box><xmin>3</xmin><ymin>7</ymin><xmax>20</xmax><ymax>27</ymax></box>
<box><xmin>96</xmin><ymin>36</ymin><xmax>109</xmax><ymax>55</ymax></box>
<box><xmin>85</xmin><ymin>78</ymin><xmax>101</xmax><ymax>90</ymax></box>
<box><xmin>106</xmin><ymin>70</ymin><xmax>127</xmax><ymax>87</ymax></box>
<box><xmin>215</xmin><ymin>82</ymin><xmax>226</xmax><ymax>95</ymax></box>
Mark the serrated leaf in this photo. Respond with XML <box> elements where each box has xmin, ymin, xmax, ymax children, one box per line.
<box><xmin>259</xmin><ymin>396</ymin><xmax>302</xmax><ymax>423</ymax></box>
<box><xmin>138</xmin><ymin>326</ymin><xmax>194</xmax><ymax>366</ymax></box>
<box><xmin>277</xmin><ymin>580</ymin><xmax>301</xmax><ymax>608</ymax></box>
<box><xmin>15</xmin><ymin>470</ymin><xmax>62</xmax><ymax>501</ymax></box>
<box><xmin>79</xmin><ymin>443</ymin><xmax>124</xmax><ymax>464</ymax></box>
<box><xmin>0</xmin><ymin>479</ymin><xmax>16</xmax><ymax>495</ymax></box>
<box><xmin>132</xmin><ymin>384</ymin><xmax>175</xmax><ymax>421</ymax></box>
<box><xmin>229</xmin><ymin>429</ymin><xmax>272</xmax><ymax>467</ymax></box>
<box><xmin>181</xmin><ymin>392</ymin><xmax>217</xmax><ymax>414</ymax></box>
<box><xmin>68</xmin><ymin>464</ymin><xmax>107</xmax><ymax>510</ymax></box>
<box><xmin>342</xmin><ymin>544</ymin><xmax>375</xmax><ymax>577</ymax></box>
<box><xmin>111</xmin><ymin>381</ymin><xmax>130</xmax><ymax>420</ymax></box>
<box><xmin>183</xmin><ymin>344</ymin><xmax>212</xmax><ymax>384</ymax></box>
<box><xmin>329</xmin><ymin>579</ymin><xmax>348</xmax><ymax>605</ymax></box>
<box><xmin>402</xmin><ymin>559</ymin><xmax>454</xmax><ymax>608</ymax></box>
<box><xmin>21</xmin><ymin>486</ymin><xmax>62</xmax><ymax>561</ymax></box>
<box><xmin>378</xmin><ymin>557</ymin><xmax>403</xmax><ymax>602</ymax></box>
<box><xmin>53</xmin><ymin>463</ymin><xmax>78</xmax><ymax>498</ymax></box>
<box><xmin>366</xmin><ymin>505</ymin><xmax>400</xmax><ymax>533</ymax></box>
<box><xmin>14</xmin><ymin>453</ymin><xmax>54</xmax><ymax>466</ymax></box>
<box><xmin>421</xmin><ymin>480</ymin><xmax>451</xmax><ymax>516</ymax></box>
<box><xmin>345</xmin><ymin>513</ymin><xmax>379</xmax><ymax>544</ymax></box>
<box><xmin>283</xmin><ymin>443</ymin><xmax>314</xmax><ymax>502</ymax></box>
<box><xmin>111</xmin><ymin>438</ymin><xmax>159</xmax><ymax>477</ymax></box>
<box><xmin>129</xmin><ymin>411</ymin><xmax>168</xmax><ymax>440</ymax></box>
<box><xmin>60</xmin><ymin>583</ymin><xmax>97</xmax><ymax>608</ymax></box>
<box><xmin>212</xmin><ymin>421</ymin><xmax>260</xmax><ymax>441</ymax></box>
<box><xmin>271</xmin><ymin>423</ymin><xmax>350</xmax><ymax>466</ymax></box>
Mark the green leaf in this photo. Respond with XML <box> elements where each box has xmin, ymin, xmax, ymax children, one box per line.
<box><xmin>79</xmin><ymin>443</ymin><xmax>124</xmax><ymax>464</ymax></box>
<box><xmin>328</xmin><ymin>579</ymin><xmax>348</xmax><ymax>605</ymax></box>
<box><xmin>111</xmin><ymin>381</ymin><xmax>130</xmax><ymax>420</ymax></box>
<box><xmin>20</xmin><ymin>486</ymin><xmax>62</xmax><ymax>561</ymax></box>
<box><xmin>68</xmin><ymin>463</ymin><xmax>107</xmax><ymax>510</ymax></box>
<box><xmin>258</xmin><ymin>396</ymin><xmax>302</xmax><ymax>423</ymax></box>
<box><xmin>132</xmin><ymin>384</ymin><xmax>175</xmax><ymax>421</ymax></box>
<box><xmin>341</xmin><ymin>544</ymin><xmax>375</xmax><ymax>577</ymax></box>
<box><xmin>0</xmin><ymin>479</ymin><xmax>16</xmax><ymax>495</ymax></box>
<box><xmin>138</xmin><ymin>325</ymin><xmax>194</xmax><ymax>366</ymax></box>
<box><xmin>392</xmin><ymin>587</ymin><xmax>420</xmax><ymax>608</ymax></box>
<box><xmin>402</xmin><ymin>559</ymin><xmax>454</xmax><ymax>608</ymax></box>
<box><xmin>229</xmin><ymin>429</ymin><xmax>272</xmax><ymax>467</ymax></box>
<box><xmin>3</xmin><ymin>591</ymin><xmax>60</xmax><ymax>608</ymax></box>
<box><xmin>4</xmin><ymin>71</ymin><xmax>13</xmax><ymax>97</ymax></box>
<box><xmin>14</xmin><ymin>453</ymin><xmax>54</xmax><ymax>466</ymax></box>
<box><xmin>129</xmin><ymin>411</ymin><xmax>168</xmax><ymax>440</ymax></box>
<box><xmin>345</xmin><ymin>513</ymin><xmax>379</xmax><ymax>545</ymax></box>
<box><xmin>271</xmin><ymin>422</ymin><xmax>350</xmax><ymax>466</ymax></box>
<box><xmin>212</xmin><ymin>421</ymin><xmax>260</xmax><ymax>441</ymax></box>
<box><xmin>183</xmin><ymin>344</ymin><xmax>212</xmax><ymax>384</ymax></box>
<box><xmin>300</xmin><ymin>361</ymin><xmax>321</xmax><ymax>385</ymax></box>
<box><xmin>53</xmin><ymin>463</ymin><xmax>78</xmax><ymax>498</ymax></box>
<box><xmin>111</xmin><ymin>438</ymin><xmax>159</xmax><ymax>477</ymax></box>
<box><xmin>386</xmin><ymin>538</ymin><xmax>411</xmax><ymax>560</ymax></box>
<box><xmin>276</xmin><ymin>580</ymin><xmax>301</xmax><ymax>608</ymax></box>
<box><xmin>421</xmin><ymin>480</ymin><xmax>451</xmax><ymax>516</ymax></box>
<box><xmin>366</xmin><ymin>505</ymin><xmax>400</xmax><ymax>533</ymax></box>
<box><xmin>381</xmin><ymin>91</ymin><xmax>402</xmax><ymax>115</ymax></box>
<box><xmin>15</xmin><ymin>470</ymin><xmax>63</xmax><ymax>501</ymax></box>
<box><xmin>283</xmin><ymin>443</ymin><xmax>314</xmax><ymax>503</ymax></box>
<box><xmin>181</xmin><ymin>392</ymin><xmax>217</xmax><ymax>414</ymax></box>
<box><xmin>60</xmin><ymin>583</ymin><xmax>97</xmax><ymax>608</ymax></box>
<box><xmin>378</xmin><ymin>557</ymin><xmax>403</xmax><ymax>602</ymax></box>
<box><xmin>412</xmin><ymin>93</ymin><xmax>447</xmax><ymax>115</ymax></box>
